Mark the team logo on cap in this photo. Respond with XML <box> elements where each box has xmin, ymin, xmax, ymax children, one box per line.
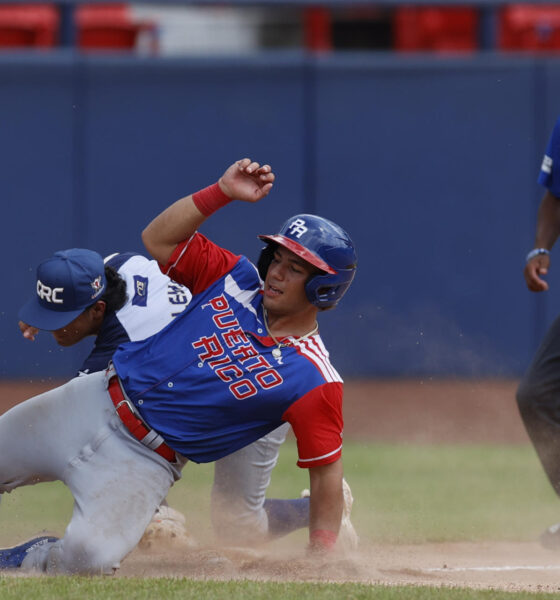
<box><xmin>91</xmin><ymin>276</ymin><xmax>104</xmax><ymax>298</ymax></box>
<box><xmin>287</xmin><ymin>218</ymin><xmax>308</xmax><ymax>238</ymax></box>
<box><xmin>36</xmin><ymin>280</ymin><xmax>64</xmax><ymax>304</ymax></box>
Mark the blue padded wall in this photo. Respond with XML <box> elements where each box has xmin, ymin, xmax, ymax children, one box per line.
<box><xmin>0</xmin><ymin>53</ymin><xmax>557</xmax><ymax>378</ymax></box>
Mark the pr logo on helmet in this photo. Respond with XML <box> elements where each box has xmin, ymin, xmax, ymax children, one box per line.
<box><xmin>287</xmin><ymin>218</ymin><xmax>308</xmax><ymax>239</ymax></box>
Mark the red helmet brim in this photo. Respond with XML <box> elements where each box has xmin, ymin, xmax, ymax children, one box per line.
<box><xmin>258</xmin><ymin>234</ymin><xmax>336</xmax><ymax>274</ymax></box>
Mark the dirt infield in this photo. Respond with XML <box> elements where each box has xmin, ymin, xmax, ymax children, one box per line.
<box><xmin>343</xmin><ymin>378</ymin><xmax>527</xmax><ymax>444</ymax></box>
<box><xmin>0</xmin><ymin>377</ymin><xmax>526</xmax><ymax>443</ymax></box>
<box><xmin>4</xmin><ymin>376</ymin><xmax>552</xmax><ymax>591</ymax></box>
<box><xmin>115</xmin><ymin>541</ymin><xmax>560</xmax><ymax>593</ymax></box>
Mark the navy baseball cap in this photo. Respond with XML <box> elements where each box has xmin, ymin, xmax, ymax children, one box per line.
<box><xmin>18</xmin><ymin>249</ymin><xmax>107</xmax><ymax>331</ymax></box>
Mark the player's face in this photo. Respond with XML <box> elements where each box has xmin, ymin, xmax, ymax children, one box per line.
<box><xmin>263</xmin><ymin>246</ymin><xmax>316</xmax><ymax>315</ymax></box>
<box><xmin>51</xmin><ymin>302</ymin><xmax>105</xmax><ymax>346</ymax></box>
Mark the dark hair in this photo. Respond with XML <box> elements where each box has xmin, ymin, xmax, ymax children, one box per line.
<box><xmin>257</xmin><ymin>242</ymin><xmax>277</xmax><ymax>280</ymax></box>
<box><xmin>99</xmin><ymin>265</ymin><xmax>127</xmax><ymax>313</ymax></box>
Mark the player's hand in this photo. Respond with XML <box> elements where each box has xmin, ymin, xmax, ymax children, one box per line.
<box><xmin>218</xmin><ymin>158</ymin><xmax>275</xmax><ymax>203</ymax></box>
<box><xmin>18</xmin><ymin>320</ymin><xmax>39</xmax><ymax>341</ymax></box>
<box><xmin>524</xmin><ymin>255</ymin><xmax>551</xmax><ymax>292</ymax></box>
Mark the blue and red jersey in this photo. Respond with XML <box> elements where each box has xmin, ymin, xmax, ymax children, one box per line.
<box><xmin>113</xmin><ymin>233</ymin><xmax>344</xmax><ymax>467</ymax></box>
<box><xmin>539</xmin><ymin>117</ymin><xmax>560</xmax><ymax>196</ymax></box>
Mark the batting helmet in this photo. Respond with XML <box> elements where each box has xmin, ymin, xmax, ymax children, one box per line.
<box><xmin>258</xmin><ymin>214</ymin><xmax>357</xmax><ymax>310</ymax></box>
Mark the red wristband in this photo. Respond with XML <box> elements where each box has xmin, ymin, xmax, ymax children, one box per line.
<box><xmin>192</xmin><ymin>182</ymin><xmax>232</xmax><ymax>217</ymax></box>
<box><xmin>309</xmin><ymin>529</ymin><xmax>337</xmax><ymax>552</ymax></box>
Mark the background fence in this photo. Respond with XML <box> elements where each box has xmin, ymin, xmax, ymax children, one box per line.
<box><xmin>1</xmin><ymin>2</ymin><xmax>559</xmax><ymax>379</ymax></box>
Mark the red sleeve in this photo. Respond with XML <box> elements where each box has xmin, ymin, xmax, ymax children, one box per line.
<box><xmin>282</xmin><ymin>382</ymin><xmax>344</xmax><ymax>469</ymax></box>
<box><xmin>159</xmin><ymin>233</ymin><xmax>240</xmax><ymax>295</ymax></box>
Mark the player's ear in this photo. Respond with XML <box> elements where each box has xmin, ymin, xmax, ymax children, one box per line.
<box><xmin>90</xmin><ymin>300</ymin><xmax>107</xmax><ymax>319</ymax></box>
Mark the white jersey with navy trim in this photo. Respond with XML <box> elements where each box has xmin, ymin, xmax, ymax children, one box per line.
<box><xmin>79</xmin><ymin>252</ymin><xmax>192</xmax><ymax>375</ymax></box>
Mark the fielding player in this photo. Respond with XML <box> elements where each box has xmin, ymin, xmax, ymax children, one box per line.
<box><xmin>0</xmin><ymin>158</ymin><xmax>357</xmax><ymax>573</ymax></box>
<box><xmin>517</xmin><ymin>116</ymin><xmax>560</xmax><ymax>548</ymax></box>
<box><xmin>18</xmin><ymin>249</ymin><xmax>196</xmax><ymax>546</ymax></box>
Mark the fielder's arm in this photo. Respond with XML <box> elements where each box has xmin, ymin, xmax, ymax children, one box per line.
<box><xmin>18</xmin><ymin>321</ymin><xmax>39</xmax><ymax>341</ymax></box>
<box><xmin>308</xmin><ymin>458</ymin><xmax>344</xmax><ymax>552</ymax></box>
<box><xmin>142</xmin><ymin>158</ymin><xmax>274</xmax><ymax>266</ymax></box>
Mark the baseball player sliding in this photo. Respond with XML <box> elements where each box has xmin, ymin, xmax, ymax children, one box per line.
<box><xmin>18</xmin><ymin>250</ymin><xmax>356</xmax><ymax>548</ymax></box>
<box><xmin>0</xmin><ymin>158</ymin><xmax>357</xmax><ymax>573</ymax></box>
<box><xmin>517</xmin><ymin>116</ymin><xmax>560</xmax><ymax>549</ymax></box>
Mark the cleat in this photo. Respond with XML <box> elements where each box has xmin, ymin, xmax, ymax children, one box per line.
<box><xmin>540</xmin><ymin>523</ymin><xmax>560</xmax><ymax>550</ymax></box>
<box><xmin>0</xmin><ymin>536</ymin><xmax>58</xmax><ymax>569</ymax></box>
<box><xmin>337</xmin><ymin>478</ymin><xmax>359</xmax><ymax>552</ymax></box>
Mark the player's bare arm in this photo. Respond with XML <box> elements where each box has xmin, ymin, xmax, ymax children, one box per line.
<box><xmin>308</xmin><ymin>459</ymin><xmax>344</xmax><ymax>552</ymax></box>
<box><xmin>142</xmin><ymin>158</ymin><xmax>274</xmax><ymax>265</ymax></box>
<box><xmin>524</xmin><ymin>190</ymin><xmax>560</xmax><ymax>292</ymax></box>
<box><xmin>142</xmin><ymin>195</ymin><xmax>205</xmax><ymax>265</ymax></box>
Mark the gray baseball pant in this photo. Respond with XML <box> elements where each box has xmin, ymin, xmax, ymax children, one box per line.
<box><xmin>211</xmin><ymin>422</ymin><xmax>289</xmax><ymax>544</ymax></box>
<box><xmin>0</xmin><ymin>370</ymin><xmax>184</xmax><ymax>574</ymax></box>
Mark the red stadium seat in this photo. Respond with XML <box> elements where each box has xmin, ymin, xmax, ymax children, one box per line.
<box><xmin>0</xmin><ymin>4</ymin><xmax>59</xmax><ymax>49</ymax></box>
<box><xmin>76</xmin><ymin>3</ymin><xmax>156</xmax><ymax>52</ymax></box>
<box><xmin>304</xmin><ymin>7</ymin><xmax>332</xmax><ymax>52</ymax></box>
<box><xmin>394</xmin><ymin>6</ymin><xmax>478</xmax><ymax>52</ymax></box>
<box><xmin>499</xmin><ymin>4</ymin><xmax>560</xmax><ymax>51</ymax></box>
